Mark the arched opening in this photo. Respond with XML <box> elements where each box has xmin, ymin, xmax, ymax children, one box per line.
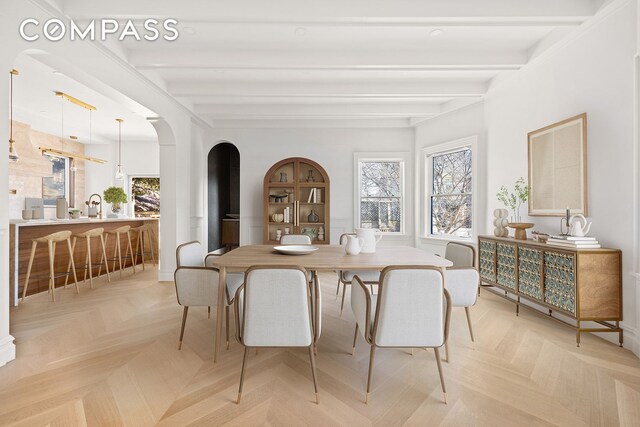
<box><xmin>207</xmin><ymin>142</ymin><xmax>240</xmax><ymax>252</ymax></box>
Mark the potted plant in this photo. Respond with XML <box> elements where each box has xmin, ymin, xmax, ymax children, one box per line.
<box><xmin>497</xmin><ymin>177</ymin><xmax>533</xmax><ymax>240</ymax></box>
<box><xmin>103</xmin><ymin>186</ymin><xmax>128</xmax><ymax>217</ymax></box>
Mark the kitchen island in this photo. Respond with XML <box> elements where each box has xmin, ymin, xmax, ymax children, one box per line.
<box><xmin>9</xmin><ymin>218</ymin><xmax>159</xmax><ymax>306</ymax></box>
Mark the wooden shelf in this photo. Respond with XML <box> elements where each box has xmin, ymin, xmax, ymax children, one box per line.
<box><xmin>299</xmin><ymin>182</ymin><xmax>326</xmax><ymax>187</ymax></box>
<box><xmin>268</xmin><ymin>222</ymin><xmax>294</xmax><ymax>225</ymax></box>
<box><xmin>267</xmin><ymin>182</ymin><xmax>295</xmax><ymax>187</ymax></box>
<box><xmin>269</xmin><ymin>202</ymin><xmax>294</xmax><ymax>205</ymax></box>
<box><xmin>299</xmin><ymin>222</ymin><xmax>324</xmax><ymax>225</ymax></box>
<box><xmin>299</xmin><ymin>202</ymin><xmax>324</xmax><ymax>205</ymax></box>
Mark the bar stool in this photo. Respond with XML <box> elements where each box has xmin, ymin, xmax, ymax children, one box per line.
<box><xmin>102</xmin><ymin>226</ymin><xmax>136</xmax><ymax>278</ymax></box>
<box><xmin>65</xmin><ymin>227</ymin><xmax>111</xmax><ymax>289</ymax></box>
<box><xmin>22</xmin><ymin>230</ymin><xmax>79</xmax><ymax>302</ymax></box>
<box><xmin>128</xmin><ymin>223</ymin><xmax>156</xmax><ymax>270</ymax></box>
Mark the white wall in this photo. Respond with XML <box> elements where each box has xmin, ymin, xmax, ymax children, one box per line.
<box><xmin>414</xmin><ymin>102</ymin><xmax>487</xmax><ymax>255</ymax></box>
<box><xmin>204</xmin><ymin>127</ymin><xmax>415</xmax><ymax>247</ymax></box>
<box><xmin>484</xmin><ymin>0</ymin><xmax>638</xmax><ymax>354</ymax></box>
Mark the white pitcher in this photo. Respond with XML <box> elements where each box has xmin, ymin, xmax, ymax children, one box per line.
<box><xmin>355</xmin><ymin>228</ymin><xmax>383</xmax><ymax>253</ymax></box>
<box><xmin>344</xmin><ymin>235</ymin><xmax>364</xmax><ymax>255</ymax></box>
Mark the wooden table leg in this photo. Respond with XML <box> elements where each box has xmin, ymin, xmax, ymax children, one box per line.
<box><xmin>214</xmin><ymin>266</ymin><xmax>226</xmax><ymax>362</ymax></box>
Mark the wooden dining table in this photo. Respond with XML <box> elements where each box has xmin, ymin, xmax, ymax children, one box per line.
<box><xmin>209</xmin><ymin>244</ymin><xmax>453</xmax><ymax>362</ymax></box>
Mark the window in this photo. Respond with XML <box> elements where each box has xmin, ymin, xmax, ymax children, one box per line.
<box><xmin>131</xmin><ymin>177</ymin><xmax>160</xmax><ymax>218</ymax></box>
<box><xmin>42</xmin><ymin>153</ymin><xmax>69</xmax><ymax>207</ymax></box>
<box><xmin>357</xmin><ymin>159</ymin><xmax>404</xmax><ymax>233</ymax></box>
<box><xmin>425</xmin><ymin>139</ymin><xmax>474</xmax><ymax>239</ymax></box>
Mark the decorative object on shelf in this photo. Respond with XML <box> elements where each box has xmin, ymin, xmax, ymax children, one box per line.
<box><xmin>115</xmin><ymin>118</ymin><xmax>125</xmax><ymax>180</ymax></box>
<box><xmin>21</xmin><ymin>209</ymin><xmax>32</xmax><ymax>220</ymax></box>
<box><xmin>531</xmin><ymin>231</ymin><xmax>549</xmax><ymax>243</ymax></box>
<box><xmin>103</xmin><ymin>186</ymin><xmax>128</xmax><ymax>218</ymax></box>
<box><xmin>497</xmin><ymin>177</ymin><xmax>529</xmax><ymax>223</ymax></box>
<box><xmin>478</xmin><ymin>235</ymin><xmax>622</xmax><ymax>347</ymax></box>
<box><xmin>279</xmin><ymin>172</ymin><xmax>288</xmax><ymax>182</ymax></box>
<box><xmin>271</xmin><ymin>213</ymin><xmax>284</xmax><ymax>223</ymax></box>
<box><xmin>547</xmin><ymin>234</ymin><xmax>600</xmax><ymax>249</ymax></box>
<box><xmin>56</xmin><ymin>197</ymin><xmax>68</xmax><ymax>219</ymax></box>
<box><xmin>8</xmin><ymin>69</ymin><xmax>19</xmax><ymax>162</ymax></box>
<box><xmin>302</xmin><ymin>227</ymin><xmax>317</xmax><ymax>240</ymax></box>
<box><xmin>528</xmin><ymin>113</ymin><xmax>588</xmax><ymax>217</ymax></box>
<box><xmin>307</xmin><ymin>209</ymin><xmax>319</xmax><ymax>223</ymax></box>
<box><xmin>269</xmin><ymin>194</ymin><xmax>288</xmax><ymax>203</ymax></box>
<box><xmin>356</xmin><ymin>228</ymin><xmax>382</xmax><ymax>253</ymax></box>
<box><xmin>275</xmin><ymin>229</ymin><xmax>282</xmax><ymax>241</ymax></box>
<box><xmin>307</xmin><ymin>170</ymin><xmax>315</xmax><ymax>182</ymax></box>
<box><xmin>493</xmin><ymin>208</ymin><xmax>509</xmax><ymax>237</ymax></box>
<box><xmin>507</xmin><ymin>222</ymin><xmax>534</xmax><ymax>240</ymax></box>
<box><xmin>560</xmin><ymin>207</ymin><xmax>571</xmax><ymax>235</ymax></box>
<box><xmin>344</xmin><ymin>234</ymin><xmax>364</xmax><ymax>255</ymax></box>
<box><xmin>284</xmin><ymin>227</ymin><xmax>290</xmax><ymax>235</ymax></box>
<box><xmin>568</xmin><ymin>214</ymin><xmax>592</xmax><ymax>237</ymax></box>
<box><xmin>318</xmin><ymin>226</ymin><xmax>324</xmax><ymax>241</ymax></box>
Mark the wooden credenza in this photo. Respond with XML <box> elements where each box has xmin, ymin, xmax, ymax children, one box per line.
<box><xmin>478</xmin><ymin>236</ymin><xmax>622</xmax><ymax>347</ymax></box>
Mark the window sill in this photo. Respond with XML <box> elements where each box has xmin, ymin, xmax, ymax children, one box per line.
<box><xmin>420</xmin><ymin>235</ymin><xmax>474</xmax><ymax>244</ymax></box>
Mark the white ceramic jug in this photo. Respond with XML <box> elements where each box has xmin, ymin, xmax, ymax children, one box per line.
<box><xmin>569</xmin><ymin>214</ymin><xmax>592</xmax><ymax>237</ymax></box>
<box><xmin>345</xmin><ymin>235</ymin><xmax>364</xmax><ymax>255</ymax></box>
<box><xmin>355</xmin><ymin>228</ymin><xmax>383</xmax><ymax>253</ymax></box>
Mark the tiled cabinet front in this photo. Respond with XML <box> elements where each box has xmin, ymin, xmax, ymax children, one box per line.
<box><xmin>496</xmin><ymin>243</ymin><xmax>517</xmax><ymax>290</ymax></box>
<box><xmin>543</xmin><ymin>251</ymin><xmax>576</xmax><ymax>314</ymax></box>
<box><xmin>518</xmin><ymin>247</ymin><xmax>543</xmax><ymax>300</ymax></box>
<box><xmin>479</xmin><ymin>240</ymin><xmax>496</xmax><ymax>282</ymax></box>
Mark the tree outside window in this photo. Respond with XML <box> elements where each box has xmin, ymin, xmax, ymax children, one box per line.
<box><xmin>429</xmin><ymin>148</ymin><xmax>472</xmax><ymax>238</ymax></box>
<box><xmin>131</xmin><ymin>177</ymin><xmax>160</xmax><ymax>218</ymax></box>
<box><xmin>359</xmin><ymin>161</ymin><xmax>403</xmax><ymax>233</ymax></box>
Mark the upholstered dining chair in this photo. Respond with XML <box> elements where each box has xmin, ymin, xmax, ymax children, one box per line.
<box><xmin>280</xmin><ymin>234</ymin><xmax>312</xmax><ymax>245</ymax></box>
<box><xmin>233</xmin><ymin>266</ymin><xmax>320</xmax><ymax>404</ymax></box>
<box><xmin>444</xmin><ymin>268</ymin><xmax>480</xmax><ymax>358</ymax></box>
<box><xmin>350</xmin><ymin>266</ymin><xmax>451</xmax><ymax>404</ymax></box>
<box><xmin>336</xmin><ymin>233</ymin><xmax>380</xmax><ymax>316</ymax></box>
<box><xmin>174</xmin><ymin>241</ymin><xmax>243</xmax><ymax>350</ymax></box>
<box><xmin>444</xmin><ymin>241</ymin><xmax>476</xmax><ymax>268</ymax></box>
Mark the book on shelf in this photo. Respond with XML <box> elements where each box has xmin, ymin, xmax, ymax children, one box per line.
<box><xmin>315</xmin><ymin>188</ymin><xmax>322</xmax><ymax>203</ymax></box>
<box><xmin>549</xmin><ymin>235</ymin><xmax>596</xmax><ymax>241</ymax></box>
<box><xmin>307</xmin><ymin>188</ymin><xmax>315</xmax><ymax>203</ymax></box>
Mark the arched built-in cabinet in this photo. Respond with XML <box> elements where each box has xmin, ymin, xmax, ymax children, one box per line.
<box><xmin>263</xmin><ymin>157</ymin><xmax>330</xmax><ymax>244</ymax></box>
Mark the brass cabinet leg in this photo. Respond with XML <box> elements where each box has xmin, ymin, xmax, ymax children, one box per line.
<box><xmin>237</xmin><ymin>347</ymin><xmax>249</xmax><ymax>404</ymax></box>
<box><xmin>434</xmin><ymin>347</ymin><xmax>447</xmax><ymax>404</ymax></box>
<box><xmin>178</xmin><ymin>306</ymin><xmax>189</xmax><ymax>350</ymax></box>
<box><xmin>365</xmin><ymin>345</ymin><xmax>376</xmax><ymax>404</ymax></box>
<box><xmin>22</xmin><ymin>241</ymin><xmax>38</xmax><ymax>302</ymax></box>
<box><xmin>308</xmin><ymin>346</ymin><xmax>320</xmax><ymax>404</ymax></box>
<box><xmin>351</xmin><ymin>323</ymin><xmax>359</xmax><ymax>355</ymax></box>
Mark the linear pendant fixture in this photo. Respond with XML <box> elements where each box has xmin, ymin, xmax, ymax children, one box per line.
<box><xmin>115</xmin><ymin>118</ymin><xmax>124</xmax><ymax>180</ymax></box>
<box><xmin>8</xmin><ymin>69</ymin><xmax>19</xmax><ymax>162</ymax></box>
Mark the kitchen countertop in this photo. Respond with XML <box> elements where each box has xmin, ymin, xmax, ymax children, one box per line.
<box><xmin>10</xmin><ymin>217</ymin><xmax>159</xmax><ymax>227</ymax></box>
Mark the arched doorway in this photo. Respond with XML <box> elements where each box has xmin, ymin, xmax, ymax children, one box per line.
<box><xmin>207</xmin><ymin>142</ymin><xmax>240</xmax><ymax>252</ymax></box>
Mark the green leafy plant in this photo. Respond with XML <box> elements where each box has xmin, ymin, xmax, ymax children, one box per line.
<box><xmin>103</xmin><ymin>186</ymin><xmax>128</xmax><ymax>204</ymax></box>
<box><xmin>497</xmin><ymin>177</ymin><xmax>529</xmax><ymax>222</ymax></box>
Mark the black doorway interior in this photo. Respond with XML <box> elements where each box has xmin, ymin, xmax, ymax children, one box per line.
<box><xmin>207</xmin><ymin>143</ymin><xmax>240</xmax><ymax>252</ymax></box>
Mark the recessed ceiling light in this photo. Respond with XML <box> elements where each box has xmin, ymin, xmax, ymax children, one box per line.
<box><xmin>52</xmin><ymin>70</ymin><xmax>63</xmax><ymax>75</ymax></box>
<box><xmin>294</xmin><ymin>27</ymin><xmax>307</xmax><ymax>37</ymax></box>
<box><xmin>39</xmin><ymin>110</ymin><xmax>48</xmax><ymax>113</ymax></box>
<box><xmin>430</xmin><ymin>28</ymin><xmax>444</xmax><ymax>37</ymax></box>
<box><xmin>69</xmin><ymin>135</ymin><xmax>78</xmax><ymax>140</ymax></box>
<box><xmin>183</xmin><ymin>26</ymin><xmax>196</xmax><ymax>35</ymax></box>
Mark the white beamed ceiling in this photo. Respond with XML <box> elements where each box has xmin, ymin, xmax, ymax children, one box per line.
<box><xmin>55</xmin><ymin>0</ymin><xmax>607</xmax><ymax>126</ymax></box>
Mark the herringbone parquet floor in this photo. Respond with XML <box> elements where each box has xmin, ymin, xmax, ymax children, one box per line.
<box><xmin>1</xmin><ymin>268</ymin><xmax>639</xmax><ymax>426</ymax></box>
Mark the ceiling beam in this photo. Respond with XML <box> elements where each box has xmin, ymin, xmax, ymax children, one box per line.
<box><xmin>168</xmin><ymin>81</ymin><xmax>488</xmax><ymax>98</ymax></box>
<box><xmin>194</xmin><ymin>103</ymin><xmax>441</xmax><ymax>118</ymax></box>
<box><xmin>131</xmin><ymin>50</ymin><xmax>526</xmax><ymax>71</ymax></box>
<box><xmin>61</xmin><ymin>0</ymin><xmax>603</xmax><ymax>25</ymax></box>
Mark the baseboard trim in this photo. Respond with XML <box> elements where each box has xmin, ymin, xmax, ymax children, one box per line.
<box><xmin>621</xmin><ymin>323</ymin><xmax>640</xmax><ymax>358</ymax></box>
<box><xmin>158</xmin><ymin>270</ymin><xmax>173</xmax><ymax>282</ymax></box>
<box><xmin>0</xmin><ymin>335</ymin><xmax>16</xmax><ymax>367</ymax></box>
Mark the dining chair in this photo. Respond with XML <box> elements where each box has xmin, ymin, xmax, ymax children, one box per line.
<box><xmin>444</xmin><ymin>241</ymin><xmax>476</xmax><ymax>268</ymax></box>
<box><xmin>336</xmin><ymin>233</ymin><xmax>380</xmax><ymax>316</ymax></box>
<box><xmin>174</xmin><ymin>241</ymin><xmax>243</xmax><ymax>350</ymax></box>
<box><xmin>280</xmin><ymin>234</ymin><xmax>312</xmax><ymax>245</ymax></box>
<box><xmin>444</xmin><ymin>268</ymin><xmax>480</xmax><ymax>357</ymax></box>
<box><xmin>233</xmin><ymin>266</ymin><xmax>320</xmax><ymax>404</ymax></box>
<box><xmin>350</xmin><ymin>266</ymin><xmax>451</xmax><ymax>404</ymax></box>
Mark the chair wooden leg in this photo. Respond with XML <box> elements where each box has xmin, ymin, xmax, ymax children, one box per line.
<box><xmin>308</xmin><ymin>346</ymin><xmax>320</xmax><ymax>404</ymax></box>
<box><xmin>48</xmin><ymin>240</ymin><xmax>56</xmax><ymax>302</ymax></box>
<box><xmin>178</xmin><ymin>306</ymin><xmax>189</xmax><ymax>350</ymax></box>
<box><xmin>135</xmin><ymin>231</ymin><xmax>144</xmax><ymax>270</ymax></box>
<box><xmin>340</xmin><ymin>284</ymin><xmax>347</xmax><ymax>316</ymax></box>
<box><xmin>22</xmin><ymin>241</ymin><xmax>37</xmax><ymax>302</ymax></box>
<box><xmin>237</xmin><ymin>347</ymin><xmax>249</xmax><ymax>404</ymax></box>
<box><xmin>445</xmin><ymin>341</ymin><xmax>449</xmax><ymax>363</ymax></box>
<box><xmin>335</xmin><ymin>276</ymin><xmax>341</xmax><ymax>300</ymax></box>
<box><xmin>148</xmin><ymin>230</ymin><xmax>157</xmax><ymax>266</ymax></box>
<box><xmin>127</xmin><ymin>231</ymin><xmax>136</xmax><ymax>274</ymax></box>
<box><xmin>365</xmin><ymin>345</ymin><xmax>376</xmax><ymax>404</ymax></box>
<box><xmin>65</xmin><ymin>237</ymin><xmax>76</xmax><ymax>288</ymax></box>
<box><xmin>351</xmin><ymin>323</ymin><xmax>359</xmax><ymax>355</ymax></box>
<box><xmin>225</xmin><ymin>305</ymin><xmax>230</xmax><ymax>350</ymax></box>
<box><xmin>434</xmin><ymin>347</ymin><xmax>447</xmax><ymax>404</ymax></box>
<box><xmin>66</xmin><ymin>238</ymin><xmax>79</xmax><ymax>294</ymax></box>
<box><xmin>86</xmin><ymin>236</ymin><xmax>94</xmax><ymax>288</ymax></box>
<box><xmin>465</xmin><ymin>307</ymin><xmax>475</xmax><ymax>343</ymax></box>
<box><xmin>99</xmin><ymin>234</ymin><xmax>107</xmax><ymax>277</ymax></box>
<box><xmin>100</xmin><ymin>235</ymin><xmax>111</xmax><ymax>283</ymax></box>
<box><xmin>208</xmin><ymin>306</ymin><xmax>212</xmax><ymax>319</ymax></box>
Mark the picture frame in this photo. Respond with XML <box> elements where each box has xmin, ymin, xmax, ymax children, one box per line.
<box><xmin>527</xmin><ymin>113</ymin><xmax>588</xmax><ymax>216</ymax></box>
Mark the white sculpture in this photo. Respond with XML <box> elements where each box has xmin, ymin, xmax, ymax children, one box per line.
<box><xmin>493</xmin><ymin>209</ymin><xmax>509</xmax><ymax>237</ymax></box>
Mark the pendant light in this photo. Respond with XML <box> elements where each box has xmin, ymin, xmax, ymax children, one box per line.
<box><xmin>115</xmin><ymin>118</ymin><xmax>124</xmax><ymax>180</ymax></box>
<box><xmin>8</xmin><ymin>69</ymin><xmax>19</xmax><ymax>162</ymax></box>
